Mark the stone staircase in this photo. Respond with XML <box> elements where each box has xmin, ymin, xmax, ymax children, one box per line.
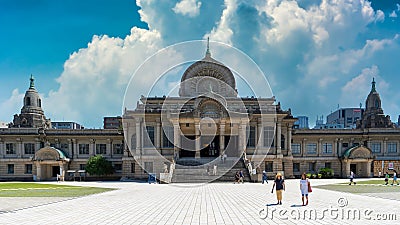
<box><xmin>171</xmin><ymin>157</ymin><xmax>250</xmax><ymax>183</ymax></box>
<box><xmin>215</xmin><ymin>159</ymin><xmax>251</xmax><ymax>182</ymax></box>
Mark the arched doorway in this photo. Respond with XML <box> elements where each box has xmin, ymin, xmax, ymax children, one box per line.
<box><xmin>341</xmin><ymin>145</ymin><xmax>374</xmax><ymax>178</ymax></box>
<box><xmin>33</xmin><ymin>146</ymin><xmax>70</xmax><ymax>181</ymax></box>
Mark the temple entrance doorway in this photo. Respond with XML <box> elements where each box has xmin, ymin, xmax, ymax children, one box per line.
<box><xmin>200</xmin><ymin>136</ymin><xmax>219</xmax><ymax>157</ymax></box>
<box><xmin>52</xmin><ymin>166</ymin><xmax>60</xmax><ymax>178</ymax></box>
<box><xmin>350</xmin><ymin>164</ymin><xmax>357</xmax><ymax>174</ymax></box>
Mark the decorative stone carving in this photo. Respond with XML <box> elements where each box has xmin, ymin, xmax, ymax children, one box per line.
<box><xmin>349</xmin><ymin>147</ymin><xmax>373</xmax><ymax>159</ymax></box>
<box><xmin>35</xmin><ymin>149</ymin><xmax>59</xmax><ymax>161</ymax></box>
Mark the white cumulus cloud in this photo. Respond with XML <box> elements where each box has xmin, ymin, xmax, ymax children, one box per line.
<box><xmin>389</xmin><ymin>10</ymin><xmax>397</xmax><ymax>18</ymax></box>
<box><xmin>2</xmin><ymin>0</ymin><xmax>400</xmax><ymax>128</ymax></box>
<box><xmin>0</xmin><ymin>89</ymin><xmax>24</xmax><ymax>124</ymax></box>
<box><xmin>43</xmin><ymin>27</ymin><xmax>163</xmax><ymax>127</ymax></box>
<box><xmin>172</xmin><ymin>0</ymin><xmax>202</xmax><ymax>17</ymax></box>
<box><xmin>341</xmin><ymin>65</ymin><xmax>389</xmax><ymax>107</ymax></box>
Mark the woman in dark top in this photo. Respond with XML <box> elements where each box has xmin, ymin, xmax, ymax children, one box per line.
<box><xmin>271</xmin><ymin>172</ymin><xmax>285</xmax><ymax>205</ymax></box>
<box><xmin>234</xmin><ymin>171</ymin><xmax>240</xmax><ymax>183</ymax></box>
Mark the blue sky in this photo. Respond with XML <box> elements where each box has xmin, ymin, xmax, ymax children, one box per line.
<box><xmin>0</xmin><ymin>0</ymin><xmax>400</xmax><ymax>128</ymax></box>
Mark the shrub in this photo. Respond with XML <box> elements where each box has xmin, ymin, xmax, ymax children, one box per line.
<box><xmin>86</xmin><ymin>155</ymin><xmax>114</xmax><ymax>176</ymax></box>
<box><xmin>319</xmin><ymin>168</ymin><xmax>334</xmax><ymax>178</ymax></box>
<box><xmin>306</xmin><ymin>173</ymin><xmax>312</xmax><ymax>178</ymax></box>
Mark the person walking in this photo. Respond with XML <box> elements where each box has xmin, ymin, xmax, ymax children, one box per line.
<box><xmin>385</xmin><ymin>171</ymin><xmax>390</xmax><ymax>185</ymax></box>
<box><xmin>271</xmin><ymin>172</ymin><xmax>285</xmax><ymax>205</ymax></box>
<box><xmin>239</xmin><ymin>170</ymin><xmax>244</xmax><ymax>183</ymax></box>
<box><xmin>392</xmin><ymin>170</ymin><xmax>399</xmax><ymax>185</ymax></box>
<box><xmin>262</xmin><ymin>171</ymin><xmax>268</xmax><ymax>184</ymax></box>
<box><xmin>300</xmin><ymin>173</ymin><xmax>309</xmax><ymax>206</ymax></box>
<box><xmin>213</xmin><ymin>164</ymin><xmax>217</xmax><ymax>176</ymax></box>
<box><xmin>234</xmin><ymin>171</ymin><xmax>240</xmax><ymax>184</ymax></box>
<box><xmin>349</xmin><ymin>170</ymin><xmax>356</xmax><ymax>185</ymax></box>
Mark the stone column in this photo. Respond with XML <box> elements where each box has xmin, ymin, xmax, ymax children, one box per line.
<box><xmin>123</xmin><ymin>143</ymin><xmax>129</xmax><ymax>157</ymax></box>
<box><xmin>219</xmin><ymin>123</ymin><xmax>225</xmax><ymax>155</ymax></box>
<box><xmin>367</xmin><ymin>160</ymin><xmax>372</xmax><ymax>177</ymax></box>
<box><xmin>302</xmin><ymin>138</ymin><xmax>307</xmax><ymax>157</ymax></box>
<box><xmin>334</xmin><ymin>138</ymin><xmax>338</xmax><ymax>157</ymax></box>
<box><xmin>135</xmin><ymin>118</ymin><xmax>141</xmax><ymax>155</ymax></box>
<box><xmin>67</xmin><ymin>139</ymin><xmax>73</xmax><ymax>158</ymax></box>
<box><xmin>73</xmin><ymin>139</ymin><xmax>78</xmax><ymax>159</ymax></box>
<box><xmin>256</xmin><ymin>119</ymin><xmax>263</xmax><ymax>149</ymax></box>
<box><xmin>0</xmin><ymin>138</ymin><xmax>3</xmax><ymax>158</ymax></box>
<box><xmin>318</xmin><ymin>138</ymin><xmax>322</xmax><ymax>156</ymax></box>
<box><xmin>238</xmin><ymin>121</ymin><xmax>246</xmax><ymax>157</ymax></box>
<box><xmin>36</xmin><ymin>163</ymin><xmax>42</xmax><ymax>181</ymax></box>
<box><xmin>107</xmin><ymin>139</ymin><xmax>112</xmax><ymax>157</ymax></box>
<box><xmin>35</xmin><ymin>138</ymin><xmax>41</xmax><ymax>151</ymax></box>
<box><xmin>59</xmin><ymin>162</ymin><xmax>65</xmax><ymax>181</ymax></box>
<box><xmin>155</xmin><ymin>120</ymin><xmax>161</xmax><ymax>149</ymax></box>
<box><xmin>350</xmin><ymin>138</ymin><xmax>354</xmax><ymax>147</ymax></box>
<box><xmin>276</xmin><ymin>122</ymin><xmax>281</xmax><ymax>154</ymax></box>
<box><xmin>173</xmin><ymin>121</ymin><xmax>180</xmax><ymax>159</ymax></box>
<box><xmin>16</xmin><ymin>138</ymin><xmax>22</xmax><ymax>158</ymax></box>
<box><xmin>195</xmin><ymin>121</ymin><xmax>200</xmax><ymax>159</ymax></box>
<box><xmin>338</xmin><ymin>138</ymin><xmax>343</xmax><ymax>156</ymax></box>
<box><xmin>344</xmin><ymin>160</ymin><xmax>350</xmax><ymax>178</ymax></box>
<box><xmin>89</xmin><ymin>139</ymin><xmax>95</xmax><ymax>156</ymax></box>
<box><xmin>287</xmin><ymin>126</ymin><xmax>292</xmax><ymax>155</ymax></box>
<box><xmin>383</xmin><ymin>138</ymin><xmax>388</xmax><ymax>156</ymax></box>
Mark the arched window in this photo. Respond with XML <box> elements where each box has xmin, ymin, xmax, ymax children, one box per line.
<box><xmin>38</xmin><ymin>99</ymin><xmax>42</xmax><ymax>107</ymax></box>
<box><xmin>26</xmin><ymin>97</ymin><xmax>31</xmax><ymax>106</ymax></box>
<box><xmin>281</xmin><ymin>134</ymin><xmax>285</xmax><ymax>150</ymax></box>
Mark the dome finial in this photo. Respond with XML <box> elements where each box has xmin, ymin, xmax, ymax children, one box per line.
<box><xmin>29</xmin><ymin>74</ymin><xmax>35</xmax><ymax>88</ymax></box>
<box><xmin>205</xmin><ymin>37</ymin><xmax>211</xmax><ymax>57</ymax></box>
<box><xmin>371</xmin><ymin>77</ymin><xmax>376</xmax><ymax>92</ymax></box>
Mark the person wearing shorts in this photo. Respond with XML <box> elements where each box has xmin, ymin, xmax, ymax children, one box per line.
<box><xmin>392</xmin><ymin>170</ymin><xmax>399</xmax><ymax>185</ymax></box>
<box><xmin>271</xmin><ymin>173</ymin><xmax>285</xmax><ymax>205</ymax></box>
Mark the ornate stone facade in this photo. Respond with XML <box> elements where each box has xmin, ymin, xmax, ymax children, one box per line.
<box><xmin>1</xmin><ymin>56</ymin><xmax>400</xmax><ymax>181</ymax></box>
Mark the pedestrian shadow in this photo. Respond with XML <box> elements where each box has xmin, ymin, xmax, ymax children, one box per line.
<box><xmin>266</xmin><ymin>203</ymin><xmax>279</xmax><ymax>206</ymax></box>
<box><xmin>290</xmin><ymin>204</ymin><xmax>303</xmax><ymax>207</ymax></box>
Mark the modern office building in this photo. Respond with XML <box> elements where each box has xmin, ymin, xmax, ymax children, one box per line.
<box><xmin>104</xmin><ymin>116</ymin><xmax>122</xmax><ymax>129</ymax></box>
<box><xmin>326</xmin><ymin>108</ymin><xmax>364</xmax><ymax>128</ymax></box>
<box><xmin>51</xmin><ymin>122</ymin><xmax>83</xmax><ymax>130</ymax></box>
<box><xmin>293</xmin><ymin>116</ymin><xmax>309</xmax><ymax>129</ymax></box>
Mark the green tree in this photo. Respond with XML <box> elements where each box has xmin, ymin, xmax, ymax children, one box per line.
<box><xmin>85</xmin><ymin>155</ymin><xmax>114</xmax><ymax>176</ymax></box>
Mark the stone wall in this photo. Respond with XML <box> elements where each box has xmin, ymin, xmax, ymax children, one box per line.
<box><xmin>373</xmin><ymin>160</ymin><xmax>400</xmax><ymax>176</ymax></box>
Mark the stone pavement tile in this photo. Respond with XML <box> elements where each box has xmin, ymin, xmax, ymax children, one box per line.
<box><xmin>0</xmin><ymin>179</ymin><xmax>399</xmax><ymax>224</ymax></box>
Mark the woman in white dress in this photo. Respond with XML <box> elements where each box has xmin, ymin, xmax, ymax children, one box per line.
<box><xmin>300</xmin><ymin>173</ymin><xmax>309</xmax><ymax>206</ymax></box>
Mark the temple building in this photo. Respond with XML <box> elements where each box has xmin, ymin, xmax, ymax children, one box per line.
<box><xmin>122</xmin><ymin>44</ymin><xmax>296</xmax><ymax>182</ymax></box>
<box><xmin>1</xmin><ymin>47</ymin><xmax>400</xmax><ymax>181</ymax></box>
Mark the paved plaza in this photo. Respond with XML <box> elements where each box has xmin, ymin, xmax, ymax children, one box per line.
<box><xmin>1</xmin><ymin>179</ymin><xmax>399</xmax><ymax>224</ymax></box>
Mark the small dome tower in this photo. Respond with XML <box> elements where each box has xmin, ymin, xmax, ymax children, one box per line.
<box><xmin>11</xmin><ymin>75</ymin><xmax>51</xmax><ymax>128</ymax></box>
<box><xmin>358</xmin><ymin>78</ymin><xmax>393</xmax><ymax>128</ymax></box>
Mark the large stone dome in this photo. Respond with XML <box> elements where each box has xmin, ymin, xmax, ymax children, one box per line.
<box><xmin>179</xmin><ymin>44</ymin><xmax>237</xmax><ymax>97</ymax></box>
